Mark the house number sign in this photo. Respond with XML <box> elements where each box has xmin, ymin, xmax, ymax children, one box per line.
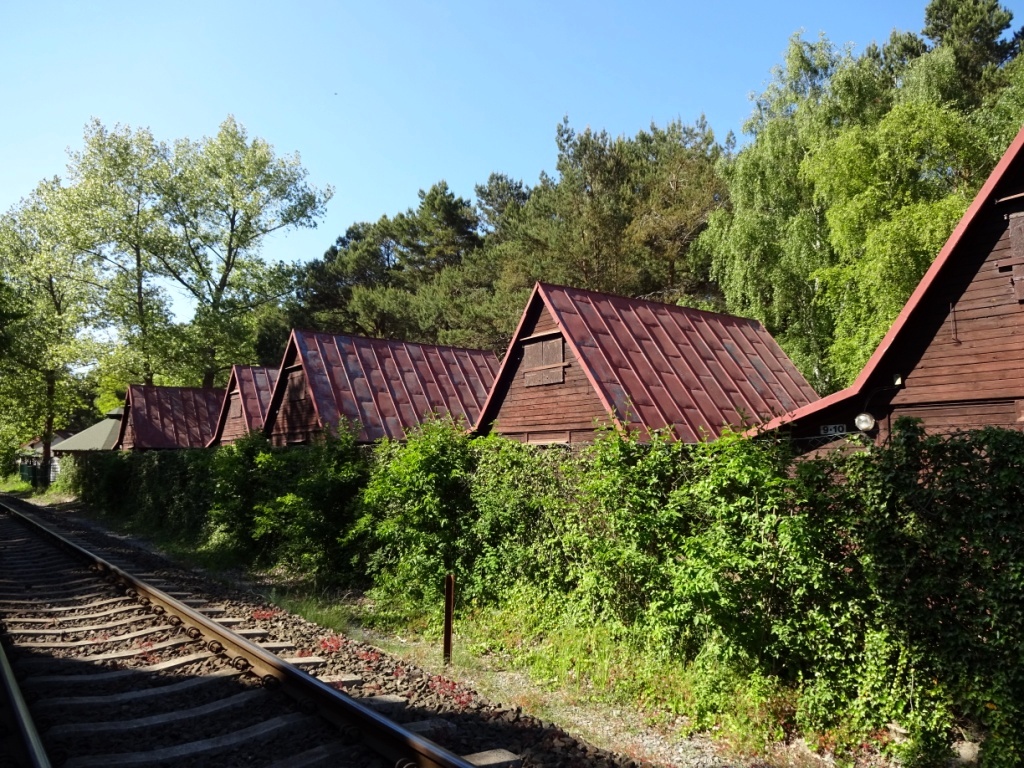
<box><xmin>819</xmin><ymin>424</ymin><xmax>847</xmax><ymax>436</ymax></box>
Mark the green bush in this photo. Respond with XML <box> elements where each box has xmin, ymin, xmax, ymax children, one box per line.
<box><xmin>66</xmin><ymin>417</ymin><xmax>1024</xmax><ymax>765</ymax></box>
<box><xmin>356</xmin><ymin>417</ymin><xmax>477</xmax><ymax>603</ymax></box>
<box><xmin>71</xmin><ymin>430</ymin><xmax>368</xmax><ymax>584</ymax></box>
<box><xmin>466</xmin><ymin>435</ymin><xmax>577</xmax><ymax>602</ymax></box>
<box><xmin>248</xmin><ymin>432</ymin><xmax>368</xmax><ymax>580</ymax></box>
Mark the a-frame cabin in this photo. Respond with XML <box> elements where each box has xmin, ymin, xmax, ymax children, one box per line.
<box><xmin>761</xmin><ymin>125</ymin><xmax>1024</xmax><ymax>451</ymax></box>
<box><xmin>208</xmin><ymin>365</ymin><xmax>279</xmax><ymax>447</ymax></box>
<box><xmin>474</xmin><ymin>283</ymin><xmax>818</xmax><ymax>444</ymax></box>
<box><xmin>115</xmin><ymin>385</ymin><xmax>224</xmax><ymax>450</ymax></box>
<box><xmin>262</xmin><ymin>330</ymin><xmax>500</xmax><ymax>445</ymax></box>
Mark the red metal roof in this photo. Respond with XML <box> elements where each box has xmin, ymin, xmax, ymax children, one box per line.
<box><xmin>757</xmin><ymin>123</ymin><xmax>1024</xmax><ymax>434</ymax></box>
<box><xmin>208</xmin><ymin>365</ymin><xmax>279</xmax><ymax>445</ymax></box>
<box><xmin>116</xmin><ymin>385</ymin><xmax>225</xmax><ymax>450</ymax></box>
<box><xmin>477</xmin><ymin>283</ymin><xmax>819</xmax><ymax>441</ymax></box>
<box><xmin>272</xmin><ymin>330</ymin><xmax>500</xmax><ymax>442</ymax></box>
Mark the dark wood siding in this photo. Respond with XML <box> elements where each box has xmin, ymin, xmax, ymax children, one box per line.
<box><xmin>879</xmin><ymin>210</ymin><xmax>1024</xmax><ymax>434</ymax></box>
<box><xmin>120</xmin><ymin>417</ymin><xmax>136</xmax><ymax>451</ymax></box>
<box><xmin>220</xmin><ymin>391</ymin><xmax>248</xmax><ymax>444</ymax></box>
<box><xmin>885</xmin><ymin>400</ymin><xmax>1020</xmax><ymax>436</ymax></box>
<box><xmin>530</xmin><ymin>306</ymin><xmax>559</xmax><ymax>335</ymax></box>
<box><xmin>268</xmin><ymin>368</ymin><xmax>320</xmax><ymax>446</ymax></box>
<box><xmin>490</xmin><ymin>306</ymin><xmax>609</xmax><ymax>443</ymax></box>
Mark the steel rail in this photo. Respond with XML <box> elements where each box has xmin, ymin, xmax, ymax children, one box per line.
<box><xmin>0</xmin><ymin>499</ymin><xmax>477</xmax><ymax>768</ymax></box>
<box><xmin>0</xmin><ymin>629</ymin><xmax>52</xmax><ymax>768</ymax></box>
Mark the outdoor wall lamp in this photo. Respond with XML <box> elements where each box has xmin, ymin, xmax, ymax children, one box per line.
<box><xmin>854</xmin><ymin>412</ymin><xmax>877</xmax><ymax>432</ymax></box>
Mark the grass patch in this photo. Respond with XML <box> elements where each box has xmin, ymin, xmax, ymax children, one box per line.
<box><xmin>265</xmin><ymin>581</ymin><xmax>795</xmax><ymax>760</ymax></box>
<box><xmin>0</xmin><ymin>473</ymin><xmax>32</xmax><ymax>493</ymax></box>
<box><xmin>270</xmin><ymin>588</ymin><xmax>368</xmax><ymax>635</ymax></box>
<box><xmin>457</xmin><ymin>592</ymin><xmax>794</xmax><ymax>751</ymax></box>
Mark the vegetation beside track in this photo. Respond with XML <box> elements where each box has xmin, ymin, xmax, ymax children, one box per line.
<box><xmin>50</xmin><ymin>420</ymin><xmax>1024</xmax><ymax>767</ymax></box>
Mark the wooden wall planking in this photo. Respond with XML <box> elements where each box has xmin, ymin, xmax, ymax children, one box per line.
<box><xmin>219</xmin><ymin>392</ymin><xmax>247</xmax><ymax>444</ymax></box>
<box><xmin>268</xmin><ymin>369</ymin><xmax>321</xmax><ymax>446</ymax></box>
<box><xmin>890</xmin><ymin>214</ymin><xmax>1024</xmax><ymax>410</ymax></box>
<box><xmin>490</xmin><ymin>309</ymin><xmax>610</xmax><ymax>442</ymax></box>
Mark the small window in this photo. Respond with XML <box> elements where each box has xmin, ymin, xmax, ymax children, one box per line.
<box><xmin>523</xmin><ymin>337</ymin><xmax>566</xmax><ymax>386</ymax></box>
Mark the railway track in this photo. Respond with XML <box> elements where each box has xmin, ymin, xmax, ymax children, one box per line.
<box><xmin>0</xmin><ymin>499</ymin><xmax>522</xmax><ymax>768</ymax></box>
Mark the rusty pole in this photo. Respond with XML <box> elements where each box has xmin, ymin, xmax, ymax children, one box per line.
<box><xmin>443</xmin><ymin>573</ymin><xmax>454</xmax><ymax>665</ymax></box>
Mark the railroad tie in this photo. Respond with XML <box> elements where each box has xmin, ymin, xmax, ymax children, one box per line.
<box><xmin>462</xmin><ymin>749</ymin><xmax>524</xmax><ymax>768</ymax></box>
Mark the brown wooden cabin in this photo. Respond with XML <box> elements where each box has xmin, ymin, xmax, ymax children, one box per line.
<box><xmin>115</xmin><ymin>385</ymin><xmax>225</xmax><ymax>450</ymax></box>
<box><xmin>207</xmin><ymin>366</ymin><xmax>279</xmax><ymax>447</ymax></box>
<box><xmin>474</xmin><ymin>282</ymin><xmax>819</xmax><ymax>444</ymax></box>
<box><xmin>760</xmin><ymin>124</ymin><xmax>1024</xmax><ymax>453</ymax></box>
<box><xmin>262</xmin><ymin>330</ymin><xmax>500</xmax><ymax>445</ymax></box>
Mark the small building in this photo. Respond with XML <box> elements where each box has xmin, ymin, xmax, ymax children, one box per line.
<box><xmin>53</xmin><ymin>408</ymin><xmax>124</xmax><ymax>454</ymax></box>
<box><xmin>208</xmin><ymin>366</ymin><xmax>279</xmax><ymax>446</ymax></box>
<box><xmin>115</xmin><ymin>385</ymin><xmax>225</xmax><ymax>450</ymax></box>
<box><xmin>262</xmin><ymin>330</ymin><xmax>500</xmax><ymax>445</ymax></box>
<box><xmin>760</xmin><ymin>124</ymin><xmax>1024</xmax><ymax>452</ymax></box>
<box><xmin>474</xmin><ymin>282</ymin><xmax>819</xmax><ymax>444</ymax></box>
<box><xmin>18</xmin><ymin>431</ymin><xmax>74</xmax><ymax>484</ymax></box>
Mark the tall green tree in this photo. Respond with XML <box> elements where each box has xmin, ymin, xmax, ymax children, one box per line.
<box><xmin>506</xmin><ymin>120</ymin><xmax>641</xmax><ymax>294</ymax></box>
<box><xmin>625</xmin><ymin>118</ymin><xmax>730</xmax><ymax>306</ymax></box>
<box><xmin>699</xmin><ymin>1</ymin><xmax>1022</xmax><ymax>391</ymax></box>
<box><xmin>698</xmin><ymin>35</ymin><xmax>849</xmax><ymax>391</ymax></box>
<box><xmin>474</xmin><ymin>173</ymin><xmax>531</xmax><ymax>238</ymax></box>
<box><xmin>295</xmin><ymin>181</ymin><xmax>481</xmax><ymax>342</ymax></box>
<box><xmin>157</xmin><ymin>116</ymin><xmax>332</xmax><ymax>387</ymax></box>
<box><xmin>0</xmin><ymin>180</ymin><xmax>100</xmax><ymax>480</ymax></box>
<box><xmin>923</xmin><ymin>0</ymin><xmax>1019</xmax><ymax>105</ymax></box>
<box><xmin>804</xmin><ymin>101</ymin><xmax>990</xmax><ymax>382</ymax></box>
<box><xmin>60</xmin><ymin>119</ymin><xmax>177</xmax><ymax>389</ymax></box>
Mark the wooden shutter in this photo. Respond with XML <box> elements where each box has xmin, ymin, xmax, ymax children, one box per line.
<box><xmin>523</xmin><ymin>338</ymin><xmax>566</xmax><ymax>386</ymax></box>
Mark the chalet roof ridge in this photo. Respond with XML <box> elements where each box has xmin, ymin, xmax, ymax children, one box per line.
<box><xmin>289</xmin><ymin>328</ymin><xmax>496</xmax><ymax>355</ymax></box>
<box><xmin>267</xmin><ymin>328</ymin><xmax>500</xmax><ymax>443</ymax></box>
<box><xmin>533</xmin><ymin>281</ymin><xmax>770</xmax><ymax>328</ymax></box>
<box><xmin>757</xmin><ymin>122</ymin><xmax>1024</xmax><ymax>434</ymax></box>
<box><xmin>207</xmin><ymin>365</ymin><xmax>280</xmax><ymax>447</ymax></box>
<box><xmin>125</xmin><ymin>383</ymin><xmax>225</xmax><ymax>395</ymax></box>
<box><xmin>117</xmin><ymin>383</ymin><xmax>225</xmax><ymax>450</ymax></box>
<box><xmin>230</xmin><ymin>363</ymin><xmax>276</xmax><ymax>373</ymax></box>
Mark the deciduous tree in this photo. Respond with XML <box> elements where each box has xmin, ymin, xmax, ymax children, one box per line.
<box><xmin>0</xmin><ymin>180</ymin><xmax>100</xmax><ymax>480</ymax></box>
<box><xmin>60</xmin><ymin>119</ymin><xmax>177</xmax><ymax>389</ymax></box>
<box><xmin>157</xmin><ymin>116</ymin><xmax>332</xmax><ymax>386</ymax></box>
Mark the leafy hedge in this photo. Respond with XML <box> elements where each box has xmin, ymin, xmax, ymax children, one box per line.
<box><xmin>69</xmin><ymin>430</ymin><xmax>368</xmax><ymax>583</ymax></box>
<box><xmin>66</xmin><ymin>418</ymin><xmax>1024</xmax><ymax>765</ymax></box>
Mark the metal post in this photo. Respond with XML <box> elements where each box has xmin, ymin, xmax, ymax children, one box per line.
<box><xmin>443</xmin><ymin>573</ymin><xmax>454</xmax><ymax>665</ymax></box>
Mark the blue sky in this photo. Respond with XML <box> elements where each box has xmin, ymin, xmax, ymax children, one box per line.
<box><xmin>2</xmin><ymin>0</ymin><xmax>1021</xmax><ymax>302</ymax></box>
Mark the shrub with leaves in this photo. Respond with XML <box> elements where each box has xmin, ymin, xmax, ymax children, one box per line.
<box><xmin>357</xmin><ymin>417</ymin><xmax>476</xmax><ymax>603</ymax></box>
<box><xmin>466</xmin><ymin>435</ymin><xmax>577</xmax><ymax>603</ymax></box>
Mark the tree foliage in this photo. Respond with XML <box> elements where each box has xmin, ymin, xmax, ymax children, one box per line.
<box><xmin>158</xmin><ymin>116</ymin><xmax>332</xmax><ymax>386</ymax></box>
<box><xmin>698</xmin><ymin>0</ymin><xmax>1024</xmax><ymax>391</ymax></box>
<box><xmin>61</xmin><ymin>119</ymin><xmax>178</xmax><ymax>389</ymax></box>
<box><xmin>295</xmin><ymin>116</ymin><xmax>729</xmax><ymax>355</ymax></box>
<box><xmin>0</xmin><ymin>180</ymin><xmax>100</xmax><ymax>475</ymax></box>
<box><xmin>0</xmin><ymin>115</ymin><xmax>332</xmax><ymax>448</ymax></box>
